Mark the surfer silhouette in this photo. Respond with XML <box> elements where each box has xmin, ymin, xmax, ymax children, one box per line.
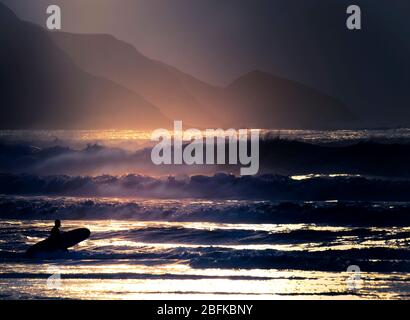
<box><xmin>26</xmin><ymin>221</ymin><xmax>90</xmax><ymax>257</ymax></box>
<box><xmin>50</xmin><ymin>219</ymin><xmax>63</xmax><ymax>247</ymax></box>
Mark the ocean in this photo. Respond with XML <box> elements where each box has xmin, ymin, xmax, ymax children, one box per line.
<box><xmin>0</xmin><ymin>130</ymin><xmax>409</xmax><ymax>299</ymax></box>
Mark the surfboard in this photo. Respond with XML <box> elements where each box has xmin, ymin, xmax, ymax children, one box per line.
<box><xmin>26</xmin><ymin>228</ymin><xmax>91</xmax><ymax>257</ymax></box>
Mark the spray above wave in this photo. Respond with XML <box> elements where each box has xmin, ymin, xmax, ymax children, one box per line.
<box><xmin>1</xmin><ymin>139</ymin><xmax>410</xmax><ymax>177</ymax></box>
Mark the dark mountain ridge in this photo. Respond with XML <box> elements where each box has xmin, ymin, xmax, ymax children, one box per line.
<box><xmin>0</xmin><ymin>4</ymin><xmax>169</xmax><ymax>129</ymax></box>
<box><xmin>52</xmin><ymin>29</ymin><xmax>357</xmax><ymax>129</ymax></box>
<box><xmin>1</xmin><ymin>2</ymin><xmax>356</xmax><ymax>129</ymax></box>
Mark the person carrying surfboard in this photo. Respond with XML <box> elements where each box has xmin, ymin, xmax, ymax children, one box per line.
<box><xmin>26</xmin><ymin>221</ymin><xmax>91</xmax><ymax>257</ymax></box>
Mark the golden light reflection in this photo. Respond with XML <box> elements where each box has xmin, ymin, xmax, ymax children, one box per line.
<box><xmin>2</xmin><ymin>270</ymin><xmax>407</xmax><ymax>300</ymax></box>
<box><xmin>291</xmin><ymin>174</ymin><xmax>362</xmax><ymax>180</ymax></box>
<box><xmin>2</xmin><ymin>219</ymin><xmax>410</xmax><ymax>300</ymax></box>
<box><xmin>18</xmin><ymin>220</ymin><xmax>410</xmax><ymax>253</ymax></box>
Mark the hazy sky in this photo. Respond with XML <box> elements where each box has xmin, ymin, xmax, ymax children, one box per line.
<box><xmin>1</xmin><ymin>0</ymin><xmax>407</xmax><ymax>85</ymax></box>
<box><xmin>1</xmin><ymin>0</ymin><xmax>409</xmax><ymax>124</ymax></box>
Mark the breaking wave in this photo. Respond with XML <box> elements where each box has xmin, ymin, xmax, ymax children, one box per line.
<box><xmin>0</xmin><ymin>173</ymin><xmax>410</xmax><ymax>201</ymax></box>
<box><xmin>1</xmin><ymin>196</ymin><xmax>410</xmax><ymax>226</ymax></box>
